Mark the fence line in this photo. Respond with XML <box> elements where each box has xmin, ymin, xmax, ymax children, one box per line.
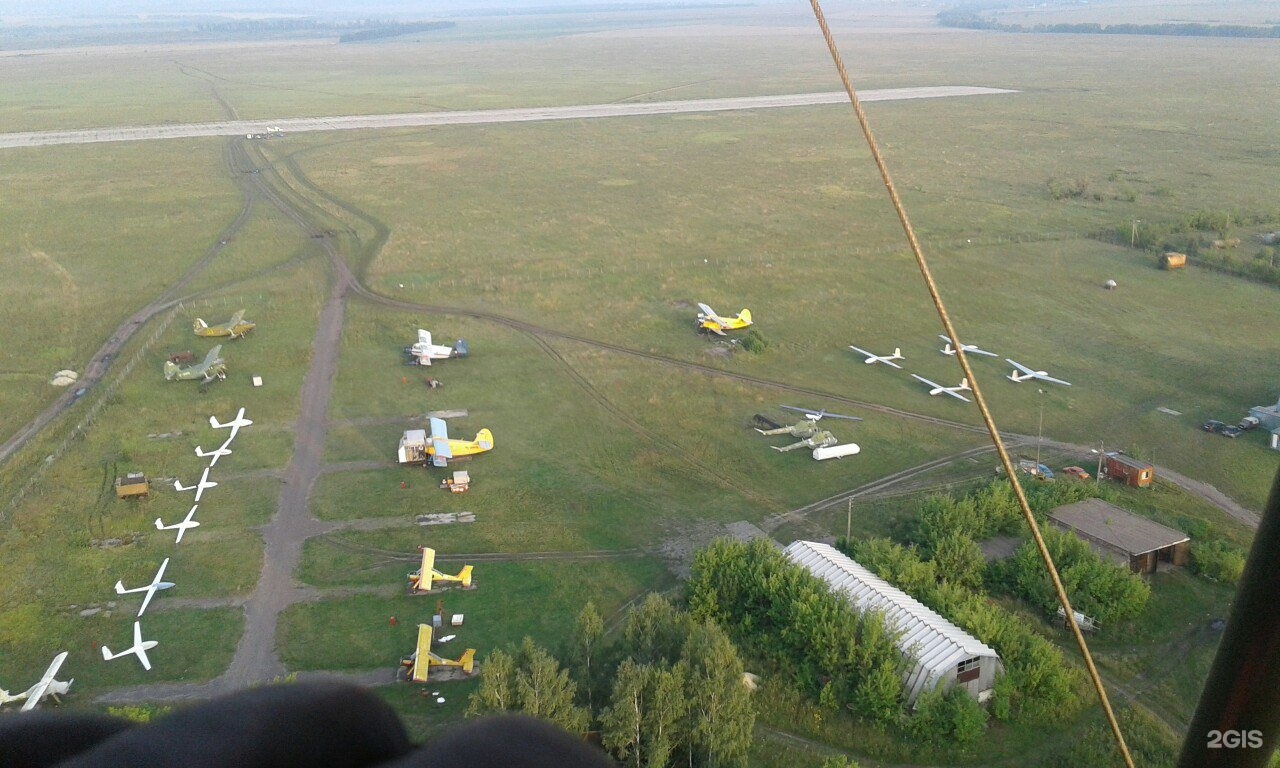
<box><xmin>1</xmin><ymin>307</ymin><xmax>181</xmax><ymax>525</ymax></box>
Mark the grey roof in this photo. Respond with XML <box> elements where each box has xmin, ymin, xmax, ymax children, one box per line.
<box><xmin>1050</xmin><ymin>499</ymin><xmax>1189</xmax><ymax>556</ymax></box>
<box><xmin>1106</xmin><ymin>452</ymin><xmax>1152</xmax><ymax>470</ymax></box>
<box><xmin>783</xmin><ymin>541</ymin><xmax>999</xmax><ymax>679</ymax></box>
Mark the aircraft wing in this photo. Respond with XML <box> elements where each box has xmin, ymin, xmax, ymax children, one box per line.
<box><xmin>418</xmin><ymin>329</ymin><xmax>431</xmax><ymax>346</ymax></box>
<box><xmin>910</xmin><ymin>373</ymin><xmax>942</xmax><ymax>389</ymax></box>
<box><xmin>1037</xmin><ymin>373</ymin><xmax>1072</xmax><ymax>386</ymax></box>
<box><xmin>229</xmin><ymin>309</ymin><xmax>246</xmax><ymax>326</ymax></box>
<box><xmin>419</xmin><ymin>548</ymin><xmax>436</xmax><ymax>592</ymax></box>
<box><xmin>696</xmin><ymin>303</ymin><xmax>717</xmax><ymax>320</ymax></box>
<box><xmin>202</xmin><ymin>345</ymin><xmax>223</xmax><ymax>369</ymax></box>
<box><xmin>943</xmin><ymin>389</ymin><xmax>972</xmax><ymax>402</ymax></box>
<box><xmin>20</xmin><ymin>652</ymin><xmax>68</xmax><ymax>712</ymax></box>
<box><xmin>847</xmin><ymin>345</ymin><xmax>875</xmax><ymax>360</ymax></box>
<box><xmin>967</xmin><ymin>345</ymin><xmax>998</xmax><ymax>357</ymax></box>
<box><xmin>429</xmin><ymin>418</ymin><xmax>453</xmax><ymax>466</ymax></box>
<box><xmin>1005</xmin><ymin>358</ymin><xmax>1036</xmax><ymax>376</ymax></box>
<box><xmin>780</xmin><ymin>405</ymin><xmax>819</xmax><ymax>418</ymax></box>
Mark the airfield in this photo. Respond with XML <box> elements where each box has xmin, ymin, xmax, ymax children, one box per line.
<box><xmin>1</xmin><ymin>4</ymin><xmax>1278</xmax><ymax>765</ymax></box>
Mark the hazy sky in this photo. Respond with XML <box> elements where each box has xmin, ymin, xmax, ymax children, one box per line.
<box><xmin>0</xmin><ymin>0</ymin><xmax>728</xmax><ymax>18</ymax></box>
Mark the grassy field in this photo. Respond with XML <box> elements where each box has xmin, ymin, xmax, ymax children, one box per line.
<box><xmin>0</xmin><ymin>139</ymin><xmax>244</xmax><ymax>440</ymax></box>
<box><xmin>0</xmin><ymin>259</ymin><xmax>326</xmax><ymax>694</ymax></box>
<box><xmin>1</xmin><ymin>10</ymin><xmax>1277</xmax><ymax>764</ymax></box>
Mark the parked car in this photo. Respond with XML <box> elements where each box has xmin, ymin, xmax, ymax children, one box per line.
<box><xmin>1061</xmin><ymin>466</ymin><xmax>1091</xmax><ymax>480</ymax></box>
<box><xmin>1239</xmin><ymin>416</ymin><xmax>1261</xmax><ymax>431</ymax></box>
<box><xmin>1221</xmin><ymin>425</ymin><xmax>1243</xmax><ymax>438</ymax></box>
<box><xmin>1202</xmin><ymin>420</ymin><xmax>1226</xmax><ymax>433</ymax></box>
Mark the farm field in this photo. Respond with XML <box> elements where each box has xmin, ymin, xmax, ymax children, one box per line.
<box><xmin>0</xmin><ymin>7</ymin><xmax>1277</xmax><ymax>765</ymax></box>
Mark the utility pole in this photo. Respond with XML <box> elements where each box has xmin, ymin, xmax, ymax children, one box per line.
<box><xmin>846</xmin><ymin>498</ymin><xmax>852</xmax><ymax>543</ymax></box>
<box><xmin>1131</xmin><ymin>218</ymin><xmax>1141</xmax><ymax>247</ymax></box>
<box><xmin>1036</xmin><ymin>389</ymin><xmax>1045</xmax><ymax>469</ymax></box>
<box><xmin>1095</xmin><ymin>440</ymin><xmax>1105</xmax><ymax>485</ymax></box>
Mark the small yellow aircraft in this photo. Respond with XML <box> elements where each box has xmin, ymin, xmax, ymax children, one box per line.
<box><xmin>408</xmin><ymin>547</ymin><xmax>474</xmax><ymax>593</ymax></box>
<box><xmin>401</xmin><ymin>625</ymin><xmax>475</xmax><ymax>683</ymax></box>
<box><xmin>194</xmin><ymin>309</ymin><xmax>255</xmax><ymax>339</ymax></box>
<box><xmin>696</xmin><ymin>303</ymin><xmax>752</xmax><ymax>335</ymax></box>
<box><xmin>397</xmin><ymin>418</ymin><xmax>494</xmax><ymax>467</ymax></box>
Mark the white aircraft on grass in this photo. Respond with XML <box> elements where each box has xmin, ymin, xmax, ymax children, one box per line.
<box><xmin>101</xmin><ymin>622</ymin><xmax>158</xmax><ymax>671</ymax></box>
<box><xmin>194</xmin><ymin>438</ymin><xmax>233</xmax><ymax>466</ymax></box>
<box><xmin>155</xmin><ymin>505</ymin><xmax>200</xmax><ymax>544</ymax></box>
<box><xmin>405</xmin><ymin>330</ymin><xmax>469</xmax><ymax>366</ymax></box>
<box><xmin>910</xmin><ymin>374</ymin><xmax>972</xmax><ymax>402</ymax></box>
<box><xmin>848</xmin><ymin>345</ymin><xmax>903</xmax><ymax>368</ymax></box>
<box><xmin>1005</xmin><ymin>359</ymin><xmax>1072</xmax><ymax>386</ymax></box>
<box><xmin>210</xmin><ymin>407</ymin><xmax>253</xmax><ymax>440</ymax></box>
<box><xmin>173</xmin><ymin>466</ymin><xmax>218</xmax><ymax>502</ymax></box>
<box><xmin>114</xmin><ymin>558</ymin><xmax>175</xmax><ymax>617</ymax></box>
<box><xmin>779</xmin><ymin>405</ymin><xmax>863</xmax><ymax>423</ymax></box>
<box><xmin>0</xmin><ymin>652</ymin><xmax>73</xmax><ymax>711</ymax></box>
<box><xmin>938</xmin><ymin>335</ymin><xmax>998</xmax><ymax>357</ymax></box>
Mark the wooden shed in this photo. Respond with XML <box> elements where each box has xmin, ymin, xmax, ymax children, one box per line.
<box><xmin>1103</xmin><ymin>453</ymin><xmax>1154</xmax><ymax>488</ymax></box>
<box><xmin>1050</xmin><ymin>499</ymin><xmax>1190</xmax><ymax>574</ymax></box>
<box><xmin>1160</xmin><ymin>252</ymin><xmax>1187</xmax><ymax>270</ymax></box>
<box><xmin>115</xmin><ymin>473</ymin><xmax>150</xmax><ymax>499</ymax></box>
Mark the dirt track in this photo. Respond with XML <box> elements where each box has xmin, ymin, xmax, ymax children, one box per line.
<box><xmin>0</xmin><ymin>87</ymin><xmax>1016</xmax><ymax>150</ymax></box>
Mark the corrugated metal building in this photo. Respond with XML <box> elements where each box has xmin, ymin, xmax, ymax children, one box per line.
<box><xmin>783</xmin><ymin>541</ymin><xmax>1003</xmax><ymax>706</ymax></box>
<box><xmin>1049</xmin><ymin>499</ymin><xmax>1190</xmax><ymax>574</ymax></box>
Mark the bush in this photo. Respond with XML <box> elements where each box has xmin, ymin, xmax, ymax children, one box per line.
<box><xmin>689</xmin><ymin>539</ymin><xmax>906</xmax><ymax>725</ymax></box>
<box><xmin>740</xmin><ymin>329</ymin><xmax>769</xmax><ymax>354</ymax></box>
<box><xmin>1190</xmin><ymin>541</ymin><xmax>1246</xmax><ymax>584</ymax></box>
<box><xmin>990</xmin><ymin>528</ymin><xmax>1150</xmax><ymax>625</ymax></box>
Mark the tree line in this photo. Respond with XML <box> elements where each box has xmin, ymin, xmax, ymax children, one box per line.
<box><xmin>937</xmin><ymin>11</ymin><xmax>1280</xmax><ymax>38</ymax></box>
<box><xmin>467</xmin><ymin>595</ymin><xmax>756</xmax><ymax>768</ymax></box>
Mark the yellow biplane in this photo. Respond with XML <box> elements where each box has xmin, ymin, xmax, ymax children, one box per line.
<box><xmin>194</xmin><ymin>309</ymin><xmax>256</xmax><ymax>339</ymax></box>
<box><xmin>408</xmin><ymin>547</ymin><xmax>474</xmax><ymax>593</ymax></box>
<box><xmin>397</xmin><ymin>418</ymin><xmax>493</xmax><ymax>467</ymax></box>
<box><xmin>401</xmin><ymin>625</ymin><xmax>475</xmax><ymax>683</ymax></box>
<box><xmin>696</xmin><ymin>303</ymin><xmax>752</xmax><ymax>336</ymax></box>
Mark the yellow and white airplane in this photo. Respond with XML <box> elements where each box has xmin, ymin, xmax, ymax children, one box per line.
<box><xmin>194</xmin><ymin>309</ymin><xmax>255</xmax><ymax>339</ymax></box>
<box><xmin>397</xmin><ymin>418</ymin><xmax>494</xmax><ymax>467</ymax></box>
<box><xmin>408</xmin><ymin>547</ymin><xmax>474</xmax><ymax>593</ymax></box>
<box><xmin>402</xmin><ymin>624</ymin><xmax>475</xmax><ymax>683</ymax></box>
<box><xmin>696</xmin><ymin>303</ymin><xmax>752</xmax><ymax>336</ymax></box>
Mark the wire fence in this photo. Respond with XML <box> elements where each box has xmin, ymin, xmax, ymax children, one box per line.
<box><xmin>0</xmin><ymin>307</ymin><xmax>181</xmax><ymax>526</ymax></box>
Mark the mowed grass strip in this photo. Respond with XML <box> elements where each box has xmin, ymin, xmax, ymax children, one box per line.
<box><xmin>278</xmin><ymin>557</ymin><xmax>674</xmax><ymax>672</ymax></box>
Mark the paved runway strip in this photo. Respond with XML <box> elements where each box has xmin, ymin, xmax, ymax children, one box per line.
<box><xmin>0</xmin><ymin>86</ymin><xmax>1016</xmax><ymax>149</ymax></box>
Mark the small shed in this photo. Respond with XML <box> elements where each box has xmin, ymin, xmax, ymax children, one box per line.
<box><xmin>115</xmin><ymin>473</ymin><xmax>150</xmax><ymax>499</ymax></box>
<box><xmin>784</xmin><ymin>541</ymin><xmax>1003</xmax><ymax>706</ymax></box>
<box><xmin>1160</xmin><ymin>252</ymin><xmax>1187</xmax><ymax>270</ymax></box>
<box><xmin>1249</xmin><ymin>394</ymin><xmax>1280</xmax><ymax>432</ymax></box>
<box><xmin>1050</xmin><ymin>499</ymin><xmax>1189</xmax><ymax>574</ymax></box>
<box><xmin>1103</xmin><ymin>452</ymin><xmax>1154</xmax><ymax>488</ymax></box>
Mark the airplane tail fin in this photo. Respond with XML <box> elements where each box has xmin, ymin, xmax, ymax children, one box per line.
<box><xmin>459</xmin><ymin>648</ymin><xmax>476</xmax><ymax>674</ymax></box>
<box><xmin>738</xmin><ymin>309</ymin><xmax>752</xmax><ymax>325</ymax></box>
<box><xmin>163</xmin><ymin>361</ymin><xmax>179</xmax><ymax>381</ymax></box>
<box><xmin>892</xmin><ymin>348</ymin><xmax>902</xmax><ymax>359</ymax></box>
<box><xmin>193</xmin><ymin>319</ymin><xmax>207</xmax><ymax>333</ymax></box>
<box><xmin>100</xmin><ymin>646</ymin><xmax>113</xmax><ymax>661</ymax></box>
<box><xmin>960</xmin><ymin>378</ymin><xmax>971</xmax><ymax>390</ymax></box>
<box><xmin>474</xmin><ymin>429</ymin><xmax>493</xmax><ymax>451</ymax></box>
<box><xmin>457</xmin><ymin>565</ymin><xmax>473</xmax><ymax>588</ymax></box>
<box><xmin>113</xmin><ymin>581</ymin><xmax>127</xmax><ymax>594</ymax></box>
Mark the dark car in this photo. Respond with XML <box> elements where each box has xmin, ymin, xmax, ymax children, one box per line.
<box><xmin>1221</xmin><ymin>425</ymin><xmax>1243</xmax><ymax>438</ymax></box>
<box><xmin>1202</xmin><ymin>420</ymin><xmax>1226</xmax><ymax>433</ymax></box>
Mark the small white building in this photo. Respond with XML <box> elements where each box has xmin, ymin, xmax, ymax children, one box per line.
<box><xmin>784</xmin><ymin>541</ymin><xmax>1003</xmax><ymax>706</ymax></box>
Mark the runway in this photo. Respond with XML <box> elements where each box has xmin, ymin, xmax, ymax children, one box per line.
<box><xmin>0</xmin><ymin>86</ymin><xmax>1016</xmax><ymax>150</ymax></box>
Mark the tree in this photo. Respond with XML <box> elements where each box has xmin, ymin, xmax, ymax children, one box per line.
<box><xmin>568</xmin><ymin>600</ymin><xmax>605</xmax><ymax>713</ymax></box>
<box><xmin>603</xmin><ymin>659</ymin><xmax>652</xmax><ymax>768</ymax></box>
<box><xmin>682</xmin><ymin>621</ymin><xmax>755</xmax><ymax>768</ymax></box>
<box><xmin>930</xmin><ymin>531</ymin><xmax>986</xmax><ymax>591</ymax></box>
<box><xmin>514</xmin><ymin>637</ymin><xmax>590</xmax><ymax>735</ymax></box>
<box><xmin>466</xmin><ymin>648</ymin><xmax>516</xmax><ymax>715</ymax></box>
<box><xmin>623</xmin><ymin>594</ymin><xmax>691</xmax><ymax>665</ymax></box>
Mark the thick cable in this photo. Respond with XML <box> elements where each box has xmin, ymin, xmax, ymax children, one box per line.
<box><xmin>803</xmin><ymin>2</ymin><xmax>1136</xmax><ymax>765</ymax></box>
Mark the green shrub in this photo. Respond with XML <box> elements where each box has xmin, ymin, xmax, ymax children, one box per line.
<box><xmin>1190</xmin><ymin>541</ymin><xmax>1246</xmax><ymax>584</ymax></box>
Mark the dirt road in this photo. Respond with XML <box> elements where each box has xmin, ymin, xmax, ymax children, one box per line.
<box><xmin>0</xmin><ymin>87</ymin><xmax>1016</xmax><ymax>150</ymax></box>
